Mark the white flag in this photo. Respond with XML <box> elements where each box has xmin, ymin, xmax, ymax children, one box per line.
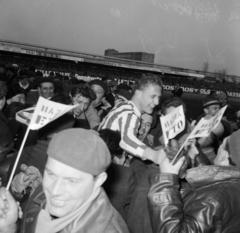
<box><xmin>189</xmin><ymin>105</ymin><xmax>227</xmax><ymax>139</ymax></box>
<box><xmin>160</xmin><ymin>105</ymin><xmax>185</xmax><ymax>145</ymax></box>
<box><xmin>16</xmin><ymin>97</ymin><xmax>78</xmax><ymax>130</ymax></box>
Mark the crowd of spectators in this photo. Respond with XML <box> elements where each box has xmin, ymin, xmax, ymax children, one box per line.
<box><xmin>1</xmin><ymin>56</ymin><xmax>240</xmax><ymax>232</ymax></box>
<box><xmin>1</xmin><ymin>53</ymin><xmax>240</xmax><ymax>93</ymax></box>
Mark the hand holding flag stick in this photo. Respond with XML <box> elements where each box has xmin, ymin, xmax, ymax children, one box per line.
<box><xmin>6</xmin><ymin>97</ymin><xmax>78</xmax><ymax>190</ymax></box>
<box><xmin>171</xmin><ymin>105</ymin><xmax>227</xmax><ymax>165</ymax></box>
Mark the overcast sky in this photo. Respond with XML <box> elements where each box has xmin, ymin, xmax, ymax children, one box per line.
<box><xmin>1</xmin><ymin>0</ymin><xmax>240</xmax><ymax>76</ymax></box>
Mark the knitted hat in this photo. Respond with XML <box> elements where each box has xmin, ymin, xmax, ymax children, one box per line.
<box><xmin>203</xmin><ymin>95</ymin><xmax>220</xmax><ymax>108</ymax></box>
<box><xmin>89</xmin><ymin>80</ymin><xmax>108</xmax><ymax>94</ymax></box>
<box><xmin>47</xmin><ymin>129</ymin><xmax>111</xmax><ymax>175</ymax></box>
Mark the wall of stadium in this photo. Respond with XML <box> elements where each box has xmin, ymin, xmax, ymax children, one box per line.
<box><xmin>163</xmin><ymin>84</ymin><xmax>240</xmax><ymax>98</ymax></box>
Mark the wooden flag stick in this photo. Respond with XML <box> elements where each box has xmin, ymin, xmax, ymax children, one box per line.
<box><xmin>171</xmin><ymin>135</ymin><xmax>190</xmax><ymax>165</ymax></box>
<box><xmin>6</xmin><ymin>126</ymin><xmax>31</xmax><ymax>191</ymax></box>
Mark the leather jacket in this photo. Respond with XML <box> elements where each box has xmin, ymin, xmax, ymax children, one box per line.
<box><xmin>18</xmin><ymin>185</ymin><xmax>129</xmax><ymax>233</ymax></box>
<box><xmin>148</xmin><ymin>165</ymin><xmax>240</xmax><ymax>233</ymax></box>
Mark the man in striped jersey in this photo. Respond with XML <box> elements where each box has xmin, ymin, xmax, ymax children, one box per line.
<box><xmin>99</xmin><ymin>73</ymin><xmax>166</xmax><ymax>164</ymax></box>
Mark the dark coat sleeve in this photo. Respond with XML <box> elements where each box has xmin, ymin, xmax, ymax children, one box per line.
<box><xmin>148</xmin><ymin>174</ymin><xmax>222</xmax><ymax>233</ymax></box>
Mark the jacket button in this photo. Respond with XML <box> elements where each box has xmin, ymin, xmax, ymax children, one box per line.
<box><xmin>26</xmin><ymin>217</ymin><xmax>33</xmax><ymax>222</ymax></box>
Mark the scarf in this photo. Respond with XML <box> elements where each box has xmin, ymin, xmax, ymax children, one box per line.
<box><xmin>35</xmin><ymin>187</ymin><xmax>100</xmax><ymax>233</ymax></box>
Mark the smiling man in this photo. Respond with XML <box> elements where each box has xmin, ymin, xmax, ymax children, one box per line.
<box><xmin>0</xmin><ymin>129</ymin><xmax>129</xmax><ymax>233</ymax></box>
<box><xmin>37</xmin><ymin>78</ymin><xmax>55</xmax><ymax>100</ymax></box>
<box><xmin>70</xmin><ymin>84</ymin><xmax>96</xmax><ymax>117</ymax></box>
<box><xmin>99</xmin><ymin>73</ymin><xmax>166</xmax><ymax>164</ymax></box>
<box><xmin>25</xmin><ymin>77</ymin><xmax>55</xmax><ymax>107</ymax></box>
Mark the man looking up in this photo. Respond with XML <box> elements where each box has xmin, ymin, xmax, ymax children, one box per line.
<box><xmin>99</xmin><ymin>73</ymin><xmax>165</xmax><ymax>164</ymax></box>
<box><xmin>0</xmin><ymin>128</ymin><xmax>129</xmax><ymax>233</ymax></box>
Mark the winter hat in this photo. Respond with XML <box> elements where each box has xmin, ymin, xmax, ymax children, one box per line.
<box><xmin>203</xmin><ymin>95</ymin><xmax>220</xmax><ymax>108</ymax></box>
<box><xmin>89</xmin><ymin>80</ymin><xmax>108</xmax><ymax>94</ymax></box>
<box><xmin>47</xmin><ymin>128</ymin><xmax>111</xmax><ymax>175</ymax></box>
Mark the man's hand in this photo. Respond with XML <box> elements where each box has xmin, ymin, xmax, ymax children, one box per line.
<box><xmin>155</xmin><ymin>147</ymin><xmax>166</xmax><ymax>164</ymax></box>
<box><xmin>184</xmin><ymin>139</ymin><xmax>199</xmax><ymax>160</ymax></box>
<box><xmin>11</xmin><ymin>164</ymin><xmax>42</xmax><ymax>194</ymax></box>
<box><xmin>142</xmin><ymin>147</ymin><xmax>166</xmax><ymax>165</ymax></box>
<box><xmin>0</xmin><ymin>187</ymin><xmax>18</xmax><ymax>232</ymax></box>
<box><xmin>7</xmin><ymin>94</ymin><xmax>22</xmax><ymax>105</ymax></box>
<box><xmin>214</xmin><ymin>136</ymin><xmax>230</xmax><ymax>166</ymax></box>
<box><xmin>160</xmin><ymin>156</ymin><xmax>186</xmax><ymax>175</ymax></box>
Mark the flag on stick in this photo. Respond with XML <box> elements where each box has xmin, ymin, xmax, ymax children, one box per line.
<box><xmin>160</xmin><ymin>105</ymin><xmax>185</xmax><ymax>146</ymax></box>
<box><xmin>6</xmin><ymin>97</ymin><xmax>78</xmax><ymax>190</ymax></box>
<box><xmin>171</xmin><ymin>105</ymin><xmax>227</xmax><ymax>165</ymax></box>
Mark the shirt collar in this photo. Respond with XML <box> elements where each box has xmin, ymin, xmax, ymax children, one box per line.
<box><xmin>129</xmin><ymin>101</ymin><xmax>141</xmax><ymax>117</ymax></box>
<box><xmin>19</xmin><ymin>81</ymin><xmax>29</xmax><ymax>89</ymax></box>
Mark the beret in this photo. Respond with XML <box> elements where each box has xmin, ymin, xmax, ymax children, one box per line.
<box><xmin>47</xmin><ymin>128</ymin><xmax>111</xmax><ymax>175</ymax></box>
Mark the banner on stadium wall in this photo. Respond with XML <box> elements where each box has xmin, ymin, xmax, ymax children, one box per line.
<box><xmin>163</xmin><ymin>85</ymin><xmax>199</xmax><ymax>93</ymax></box>
<box><xmin>75</xmin><ymin>75</ymin><xmax>101</xmax><ymax>81</ymax></box>
<box><xmin>60</xmin><ymin>55</ymin><xmax>84</xmax><ymax>62</ymax></box>
<box><xmin>160</xmin><ymin>105</ymin><xmax>185</xmax><ymax>145</ymax></box>
<box><xmin>163</xmin><ymin>85</ymin><xmax>240</xmax><ymax>98</ymax></box>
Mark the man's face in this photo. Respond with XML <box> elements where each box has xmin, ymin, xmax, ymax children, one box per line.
<box><xmin>38</xmin><ymin>82</ymin><xmax>54</xmax><ymax>99</ymax></box>
<box><xmin>91</xmin><ymin>84</ymin><xmax>105</xmax><ymax>107</ymax></box>
<box><xmin>138</xmin><ymin>113</ymin><xmax>153</xmax><ymax>141</ymax></box>
<box><xmin>72</xmin><ymin>94</ymin><xmax>91</xmax><ymax>116</ymax></box>
<box><xmin>19</xmin><ymin>77</ymin><xmax>29</xmax><ymax>86</ymax></box>
<box><xmin>29</xmin><ymin>76</ymin><xmax>35</xmax><ymax>83</ymax></box>
<box><xmin>204</xmin><ymin>104</ymin><xmax>220</xmax><ymax>117</ymax></box>
<box><xmin>218</xmin><ymin>96</ymin><xmax>228</xmax><ymax>107</ymax></box>
<box><xmin>43</xmin><ymin>157</ymin><xmax>97</xmax><ymax>218</ymax></box>
<box><xmin>139</xmin><ymin>84</ymin><xmax>161</xmax><ymax>114</ymax></box>
<box><xmin>110</xmin><ymin>86</ymin><xmax>117</xmax><ymax>94</ymax></box>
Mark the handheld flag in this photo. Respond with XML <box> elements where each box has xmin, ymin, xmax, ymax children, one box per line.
<box><xmin>7</xmin><ymin>97</ymin><xmax>78</xmax><ymax>190</ymax></box>
<box><xmin>160</xmin><ymin>105</ymin><xmax>185</xmax><ymax>146</ymax></box>
<box><xmin>171</xmin><ymin>105</ymin><xmax>227</xmax><ymax>165</ymax></box>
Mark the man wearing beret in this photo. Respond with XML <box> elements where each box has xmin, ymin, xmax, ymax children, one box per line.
<box><xmin>25</xmin><ymin>77</ymin><xmax>55</xmax><ymax>107</ymax></box>
<box><xmin>0</xmin><ymin>129</ymin><xmax>129</xmax><ymax>233</ymax></box>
